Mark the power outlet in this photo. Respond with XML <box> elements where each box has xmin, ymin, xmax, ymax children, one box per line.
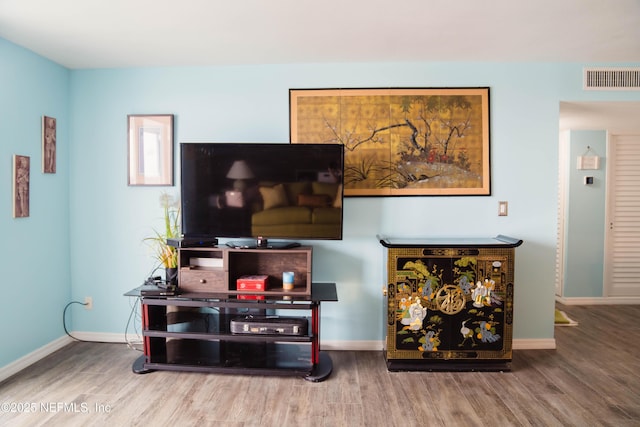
<box><xmin>84</xmin><ymin>296</ymin><xmax>93</xmax><ymax>310</ymax></box>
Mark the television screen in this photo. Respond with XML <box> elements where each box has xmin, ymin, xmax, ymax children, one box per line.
<box><xmin>180</xmin><ymin>142</ymin><xmax>344</xmax><ymax>246</ymax></box>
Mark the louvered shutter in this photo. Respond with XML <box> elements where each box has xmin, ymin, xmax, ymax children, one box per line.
<box><xmin>605</xmin><ymin>135</ymin><xmax>640</xmax><ymax>296</ymax></box>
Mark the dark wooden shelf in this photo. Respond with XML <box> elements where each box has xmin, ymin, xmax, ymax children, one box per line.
<box><xmin>177</xmin><ymin>246</ymin><xmax>313</xmax><ymax>295</ymax></box>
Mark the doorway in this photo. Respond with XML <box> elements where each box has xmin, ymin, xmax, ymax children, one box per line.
<box><xmin>558</xmin><ymin>101</ymin><xmax>640</xmax><ymax>301</ymax></box>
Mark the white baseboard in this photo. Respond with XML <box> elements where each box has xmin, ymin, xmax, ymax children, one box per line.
<box><xmin>556</xmin><ymin>296</ymin><xmax>640</xmax><ymax>305</ymax></box>
<box><xmin>321</xmin><ymin>338</ymin><xmax>556</xmax><ymax>351</ymax></box>
<box><xmin>68</xmin><ymin>331</ymin><xmax>131</xmax><ymax>343</ymax></box>
<box><xmin>321</xmin><ymin>340</ymin><xmax>382</xmax><ymax>351</ymax></box>
<box><xmin>513</xmin><ymin>338</ymin><xmax>556</xmax><ymax>350</ymax></box>
<box><xmin>0</xmin><ymin>335</ymin><xmax>72</xmax><ymax>383</ymax></box>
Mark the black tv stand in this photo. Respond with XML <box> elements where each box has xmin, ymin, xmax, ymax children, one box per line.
<box><xmin>125</xmin><ymin>282</ymin><xmax>338</xmax><ymax>381</ymax></box>
<box><xmin>226</xmin><ymin>238</ymin><xmax>301</xmax><ymax>250</ymax></box>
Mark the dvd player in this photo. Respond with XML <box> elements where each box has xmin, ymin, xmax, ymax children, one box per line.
<box><xmin>167</xmin><ymin>237</ymin><xmax>218</xmax><ymax>248</ymax></box>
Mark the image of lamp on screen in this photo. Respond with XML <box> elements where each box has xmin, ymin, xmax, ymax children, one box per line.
<box><xmin>227</xmin><ymin>160</ymin><xmax>254</xmax><ymax>191</ymax></box>
<box><xmin>226</xmin><ymin>160</ymin><xmax>254</xmax><ymax>208</ymax></box>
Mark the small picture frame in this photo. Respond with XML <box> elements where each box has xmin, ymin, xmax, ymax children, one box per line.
<box><xmin>42</xmin><ymin>116</ymin><xmax>56</xmax><ymax>173</ymax></box>
<box><xmin>127</xmin><ymin>114</ymin><xmax>174</xmax><ymax>186</ymax></box>
<box><xmin>13</xmin><ymin>155</ymin><xmax>30</xmax><ymax>218</ymax></box>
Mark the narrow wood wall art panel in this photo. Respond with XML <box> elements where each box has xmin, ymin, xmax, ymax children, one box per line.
<box><xmin>13</xmin><ymin>155</ymin><xmax>30</xmax><ymax>218</ymax></box>
<box><xmin>42</xmin><ymin>115</ymin><xmax>56</xmax><ymax>173</ymax></box>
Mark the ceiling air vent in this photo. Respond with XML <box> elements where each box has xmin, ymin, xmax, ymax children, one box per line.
<box><xmin>584</xmin><ymin>67</ymin><xmax>640</xmax><ymax>91</ymax></box>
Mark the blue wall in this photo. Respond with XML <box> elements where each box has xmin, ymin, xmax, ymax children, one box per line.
<box><xmin>0</xmin><ymin>38</ymin><xmax>70</xmax><ymax>367</ymax></box>
<box><xmin>562</xmin><ymin>130</ymin><xmax>607</xmax><ymax>297</ymax></box>
<box><xmin>4</xmin><ymin>35</ymin><xmax>640</xmax><ymax>368</ymax></box>
<box><xmin>68</xmin><ymin>62</ymin><xmax>566</xmax><ymax>343</ymax></box>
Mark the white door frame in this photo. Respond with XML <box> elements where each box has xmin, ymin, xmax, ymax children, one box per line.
<box><xmin>555</xmin><ymin>131</ymin><xmax>569</xmax><ymax>297</ymax></box>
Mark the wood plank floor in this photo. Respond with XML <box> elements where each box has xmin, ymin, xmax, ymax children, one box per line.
<box><xmin>1</xmin><ymin>303</ymin><xmax>639</xmax><ymax>426</ymax></box>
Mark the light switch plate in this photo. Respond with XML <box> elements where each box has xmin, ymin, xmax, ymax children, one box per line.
<box><xmin>498</xmin><ymin>201</ymin><xmax>508</xmax><ymax>216</ymax></box>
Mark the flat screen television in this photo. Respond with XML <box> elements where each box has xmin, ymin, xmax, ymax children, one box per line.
<box><xmin>180</xmin><ymin>142</ymin><xmax>344</xmax><ymax>248</ymax></box>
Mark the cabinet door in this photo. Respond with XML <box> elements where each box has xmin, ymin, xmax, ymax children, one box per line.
<box><xmin>386</xmin><ymin>247</ymin><xmax>513</xmax><ymax>361</ymax></box>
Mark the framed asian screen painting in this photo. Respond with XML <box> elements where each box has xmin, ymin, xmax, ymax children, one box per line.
<box><xmin>290</xmin><ymin>88</ymin><xmax>490</xmax><ymax>196</ymax></box>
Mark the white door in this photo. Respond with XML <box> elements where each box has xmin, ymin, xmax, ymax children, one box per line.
<box><xmin>604</xmin><ymin>134</ymin><xmax>640</xmax><ymax>297</ymax></box>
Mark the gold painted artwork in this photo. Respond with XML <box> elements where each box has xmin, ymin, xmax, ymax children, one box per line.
<box><xmin>290</xmin><ymin>88</ymin><xmax>490</xmax><ymax>196</ymax></box>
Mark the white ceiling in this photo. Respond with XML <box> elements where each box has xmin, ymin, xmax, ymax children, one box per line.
<box><xmin>1</xmin><ymin>0</ymin><xmax>639</xmax><ymax>70</ymax></box>
<box><xmin>2</xmin><ymin>0</ymin><xmax>640</xmax><ymax>132</ymax></box>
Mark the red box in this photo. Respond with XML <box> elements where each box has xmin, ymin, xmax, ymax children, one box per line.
<box><xmin>236</xmin><ymin>275</ymin><xmax>269</xmax><ymax>291</ymax></box>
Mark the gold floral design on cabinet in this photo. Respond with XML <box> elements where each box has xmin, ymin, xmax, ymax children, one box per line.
<box><xmin>380</xmin><ymin>236</ymin><xmax>522</xmax><ymax>371</ymax></box>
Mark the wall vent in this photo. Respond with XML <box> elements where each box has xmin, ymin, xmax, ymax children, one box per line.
<box><xmin>584</xmin><ymin>67</ymin><xmax>640</xmax><ymax>91</ymax></box>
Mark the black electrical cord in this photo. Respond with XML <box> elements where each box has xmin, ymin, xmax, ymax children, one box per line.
<box><xmin>62</xmin><ymin>301</ymin><xmax>89</xmax><ymax>342</ymax></box>
<box><xmin>62</xmin><ymin>301</ymin><xmax>127</xmax><ymax>344</ymax></box>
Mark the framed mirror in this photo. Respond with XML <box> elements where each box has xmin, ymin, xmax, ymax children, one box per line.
<box><xmin>128</xmin><ymin>114</ymin><xmax>174</xmax><ymax>186</ymax></box>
